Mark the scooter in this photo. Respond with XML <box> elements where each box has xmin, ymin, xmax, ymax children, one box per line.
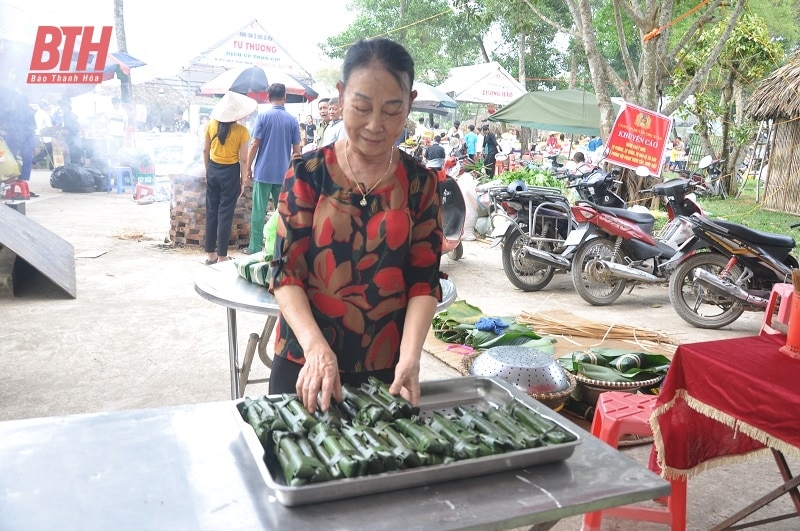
<box><xmin>678</xmin><ymin>155</ymin><xmax>726</xmax><ymax>199</ymax></box>
<box><xmin>666</xmin><ymin>215</ymin><xmax>798</xmax><ymax>329</ymax></box>
<box><xmin>567</xmin><ymin>169</ymin><xmax>705</xmax><ymax>306</ymax></box>
<box><xmin>488</xmin><ymin>180</ymin><xmax>574</xmax><ymax>291</ymax></box>
<box><xmin>492</xmin><ymin>164</ymin><xmax>650</xmax><ymax>293</ymax></box>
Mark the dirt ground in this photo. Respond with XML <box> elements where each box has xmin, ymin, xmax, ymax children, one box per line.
<box><xmin>2</xmin><ymin>169</ymin><xmax>798</xmax><ymax>530</ymax></box>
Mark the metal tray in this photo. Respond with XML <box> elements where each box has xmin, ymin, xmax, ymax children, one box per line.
<box><xmin>233</xmin><ymin>375</ymin><xmax>582</xmax><ymax>507</ymax></box>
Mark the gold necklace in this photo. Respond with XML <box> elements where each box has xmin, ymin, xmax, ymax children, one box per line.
<box><xmin>344</xmin><ymin>139</ymin><xmax>394</xmax><ymax>206</ymax></box>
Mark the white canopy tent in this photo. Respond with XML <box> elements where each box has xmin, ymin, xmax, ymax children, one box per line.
<box><xmin>435</xmin><ymin>62</ymin><xmax>527</xmax><ymax>105</ymax></box>
<box><xmin>146</xmin><ymin>19</ymin><xmax>315</xmax><ymax>95</ymax></box>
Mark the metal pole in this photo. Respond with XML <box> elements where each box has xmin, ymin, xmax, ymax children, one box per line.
<box><xmin>226</xmin><ymin>308</ymin><xmax>240</xmax><ymax>399</ymax></box>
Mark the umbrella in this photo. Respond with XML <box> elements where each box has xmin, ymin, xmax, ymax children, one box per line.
<box><xmin>411</xmin><ymin>81</ymin><xmax>458</xmax><ymax>116</ymax></box>
<box><xmin>102</xmin><ymin>52</ymin><xmax>147</xmax><ymax>81</ymax></box>
<box><xmin>489</xmin><ymin>89</ymin><xmax>620</xmax><ymax>136</ymax></box>
<box><xmin>199</xmin><ymin>66</ymin><xmax>318</xmax><ymax>104</ymax></box>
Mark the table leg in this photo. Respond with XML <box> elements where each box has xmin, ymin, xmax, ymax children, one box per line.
<box><xmin>236</xmin><ymin>315</ymin><xmax>278</xmax><ymax>397</ymax></box>
<box><xmin>238</xmin><ymin>333</ymin><xmax>261</xmax><ymax>395</ymax></box>
<box><xmin>257</xmin><ymin>315</ymin><xmax>277</xmax><ymax>368</ymax></box>
<box><xmin>226</xmin><ymin>308</ymin><xmax>240</xmax><ymax>400</ymax></box>
<box><xmin>773</xmin><ymin>449</ymin><xmax>800</xmax><ymax>514</ymax></box>
<box><xmin>710</xmin><ymin>472</ymin><xmax>800</xmax><ymax>530</ymax></box>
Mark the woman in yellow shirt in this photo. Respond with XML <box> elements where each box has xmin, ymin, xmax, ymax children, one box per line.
<box><xmin>203</xmin><ymin>91</ymin><xmax>257</xmax><ymax>265</ymax></box>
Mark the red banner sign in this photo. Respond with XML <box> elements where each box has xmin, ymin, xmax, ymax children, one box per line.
<box><xmin>603</xmin><ymin>103</ymin><xmax>672</xmax><ymax>176</ymax></box>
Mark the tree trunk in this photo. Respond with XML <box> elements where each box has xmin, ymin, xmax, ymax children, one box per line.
<box><xmin>569</xmin><ymin>44</ymin><xmax>578</xmax><ymax>89</ymax></box>
<box><xmin>113</xmin><ymin>0</ymin><xmax>132</xmax><ymax>105</ymax></box>
<box><xmin>718</xmin><ymin>70</ymin><xmax>737</xmax><ymax>195</ymax></box>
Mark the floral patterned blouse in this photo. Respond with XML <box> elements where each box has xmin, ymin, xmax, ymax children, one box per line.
<box><xmin>271</xmin><ymin>145</ymin><xmax>443</xmax><ymax>374</ymax></box>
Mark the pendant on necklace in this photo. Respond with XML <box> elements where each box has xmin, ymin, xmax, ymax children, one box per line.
<box><xmin>359</xmin><ymin>197</ymin><xmax>367</xmax><ymax>206</ymax></box>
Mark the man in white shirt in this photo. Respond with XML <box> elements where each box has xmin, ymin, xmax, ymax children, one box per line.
<box><xmin>476</xmin><ymin>127</ymin><xmax>484</xmax><ymax>159</ymax></box>
<box><xmin>321</xmin><ymin>96</ymin><xmax>345</xmax><ymax>146</ymax></box>
<box><xmin>414</xmin><ymin>117</ymin><xmax>429</xmax><ymax>142</ymax></box>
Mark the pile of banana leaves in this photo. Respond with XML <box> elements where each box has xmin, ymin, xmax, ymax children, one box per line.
<box><xmin>557</xmin><ymin>347</ymin><xmax>671</xmax><ymax>383</ymax></box>
<box><xmin>432</xmin><ymin>300</ymin><xmax>555</xmax><ymax>353</ymax></box>
<box><xmin>239</xmin><ymin>377</ymin><xmax>576</xmax><ymax>486</ymax></box>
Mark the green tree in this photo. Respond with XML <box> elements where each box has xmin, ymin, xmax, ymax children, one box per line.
<box><xmin>321</xmin><ymin>0</ymin><xmax>483</xmax><ymax>84</ymax></box>
<box><xmin>670</xmin><ymin>12</ymin><xmax>784</xmax><ymax>194</ymax></box>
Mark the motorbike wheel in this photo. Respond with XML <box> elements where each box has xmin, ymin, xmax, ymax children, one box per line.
<box><xmin>447</xmin><ymin>242</ymin><xmax>464</xmax><ymax>261</ymax></box>
<box><xmin>570</xmin><ymin>237</ymin><xmax>627</xmax><ymax>305</ymax></box>
<box><xmin>669</xmin><ymin>252</ymin><xmax>745</xmax><ymax>329</ymax></box>
<box><xmin>501</xmin><ymin>229</ymin><xmax>555</xmax><ymax>292</ymax></box>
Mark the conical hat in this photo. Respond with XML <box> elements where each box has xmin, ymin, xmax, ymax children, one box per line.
<box><xmin>211</xmin><ymin>91</ymin><xmax>257</xmax><ymax>122</ymax></box>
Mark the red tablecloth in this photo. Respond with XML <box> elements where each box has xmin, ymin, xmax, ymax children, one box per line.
<box><xmin>650</xmin><ymin>334</ymin><xmax>800</xmax><ymax>479</ymax></box>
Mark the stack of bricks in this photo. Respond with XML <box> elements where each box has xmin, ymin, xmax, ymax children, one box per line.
<box><xmin>169</xmin><ymin>172</ymin><xmax>252</xmax><ymax>249</ymax></box>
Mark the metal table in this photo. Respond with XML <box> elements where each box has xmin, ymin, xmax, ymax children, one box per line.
<box><xmin>0</xmin><ymin>401</ymin><xmax>669</xmax><ymax>530</ymax></box>
<box><xmin>194</xmin><ymin>261</ymin><xmax>458</xmax><ymax>399</ymax></box>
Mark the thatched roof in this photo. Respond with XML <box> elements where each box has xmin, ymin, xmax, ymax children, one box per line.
<box><xmin>745</xmin><ymin>51</ymin><xmax>800</xmax><ymax>121</ymax></box>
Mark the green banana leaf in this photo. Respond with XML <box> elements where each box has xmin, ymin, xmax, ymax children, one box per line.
<box><xmin>464</xmin><ymin>330</ymin><xmax>555</xmax><ymax>353</ymax></box>
<box><xmin>433</xmin><ymin>300</ymin><xmax>485</xmax><ymax>325</ymax></box>
<box><xmin>431</xmin><ymin>301</ymin><xmax>553</xmax><ymax>352</ymax></box>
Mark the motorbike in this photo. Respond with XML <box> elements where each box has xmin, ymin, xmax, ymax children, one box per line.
<box><xmin>489</xmin><ymin>180</ymin><xmax>574</xmax><ymax>291</ymax></box>
<box><xmin>678</xmin><ymin>155</ymin><xmax>726</xmax><ymax>199</ymax></box>
<box><xmin>492</xmin><ymin>164</ymin><xmax>695</xmax><ymax>294</ymax></box>
<box><xmin>566</xmin><ymin>169</ymin><xmax>706</xmax><ymax>306</ymax></box>
<box><xmin>667</xmin><ymin>216</ymin><xmax>798</xmax><ymax>329</ymax></box>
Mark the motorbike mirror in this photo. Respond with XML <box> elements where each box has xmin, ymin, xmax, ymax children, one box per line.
<box><xmin>698</xmin><ymin>155</ymin><xmax>713</xmax><ymax>169</ymax></box>
<box><xmin>635</xmin><ymin>165</ymin><xmax>650</xmax><ymax>177</ymax></box>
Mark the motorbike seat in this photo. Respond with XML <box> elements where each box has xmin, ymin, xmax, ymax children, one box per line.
<box><xmin>713</xmin><ymin>219</ymin><xmax>796</xmax><ymax>249</ymax></box>
<box><xmin>438</xmin><ymin>177</ymin><xmax>466</xmax><ymax>240</ymax></box>
<box><xmin>591</xmin><ymin>204</ymin><xmax>655</xmax><ymax>225</ymax></box>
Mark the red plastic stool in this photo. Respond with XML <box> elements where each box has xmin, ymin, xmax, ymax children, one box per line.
<box><xmin>4</xmin><ymin>179</ymin><xmax>30</xmax><ymax>200</ymax></box>
<box><xmin>134</xmin><ymin>183</ymin><xmax>154</xmax><ymax>201</ymax></box>
<box><xmin>760</xmin><ymin>283</ymin><xmax>794</xmax><ymax>336</ymax></box>
<box><xmin>582</xmin><ymin>391</ymin><xmax>687</xmax><ymax>531</ymax></box>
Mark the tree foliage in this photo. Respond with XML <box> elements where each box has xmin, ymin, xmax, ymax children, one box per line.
<box><xmin>669</xmin><ymin>12</ymin><xmax>784</xmax><ymax>193</ymax></box>
<box><xmin>320</xmin><ymin>0</ymin><xmax>484</xmax><ymax>84</ymax></box>
<box><xmin>320</xmin><ymin>0</ymin><xmax>800</xmax><ymax>200</ymax></box>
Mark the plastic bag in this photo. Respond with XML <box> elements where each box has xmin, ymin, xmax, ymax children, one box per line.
<box><xmin>456</xmin><ymin>173</ymin><xmax>479</xmax><ymax>240</ymax></box>
<box><xmin>50</xmin><ymin>164</ymin><xmax>108</xmax><ymax>193</ymax></box>
<box><xmin>0</xmin><ymin>137</ymin><xmax>20</xmax><ymax>181</ymax></box>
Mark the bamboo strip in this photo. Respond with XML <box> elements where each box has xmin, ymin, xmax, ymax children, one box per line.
<box><xmin>517</xmin><ymin>310</ymin><xmax>678</xmax><ymax>345</ymax></box>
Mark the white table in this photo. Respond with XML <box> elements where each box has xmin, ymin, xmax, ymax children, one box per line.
<box><xmin>194</xmin><ymin>261</ymin><xmax>457</xmax><ymax>399</ymax></box>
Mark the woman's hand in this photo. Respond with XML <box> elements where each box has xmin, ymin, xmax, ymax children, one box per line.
<box><xmin>389</xmin><ymin>356</ymin><xmax>421</xmax><ymax>406</ymax></box>
<box><xmin>296</xmin><ymin>341</ymin><xmax>342</xmax><ymax>413</ymax></box>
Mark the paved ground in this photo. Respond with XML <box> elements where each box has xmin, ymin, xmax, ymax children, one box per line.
<box><xmin>2</xmin><ymin>169</ymin><xmax>798</xmax><ymax>529</ymax></box>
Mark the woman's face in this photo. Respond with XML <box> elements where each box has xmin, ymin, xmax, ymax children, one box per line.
<box><xmin>339</xmin><ymin>63</ymin><xmax>415</xmax><ymax>158</ymax></box>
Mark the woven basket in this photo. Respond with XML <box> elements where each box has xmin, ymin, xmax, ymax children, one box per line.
<box><xmin>572</xmin><ymin>373</ymin><xmax>664</xmax><ymax>406</ymax></box>
<box><xmin>528</xmin><ymin>371</ymin><xmax>577</xmax><ymax>411</ymax></box>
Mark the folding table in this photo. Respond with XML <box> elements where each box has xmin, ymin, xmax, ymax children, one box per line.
<box><xmin>195</xmin><ymin>260</ymin><xmax>457</xmax><ymax>399</ymax></box>
<box><xmin>650</xmin><ymin>333</ymin><xmax>800</xmax><ymax>529</ymax></box>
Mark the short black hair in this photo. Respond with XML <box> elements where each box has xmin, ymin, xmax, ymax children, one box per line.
<box><xmin>269</xmin><ymin>83</ymin><xmax>286</xmax><ymax>101</ymax></box>
<box><xmin>434</xmin><ymin>135</ymin><xmax>441</xmax><ymax>142</ymax></box>
<box><xmin>481</xmin><ymin>124</ymin><xmax>489</xmax><ymax>131</ymax></box>
<box><xmin>468</xmin><ymin>124</ymin><xmax>475</xmax><ymax>131</ymax></box>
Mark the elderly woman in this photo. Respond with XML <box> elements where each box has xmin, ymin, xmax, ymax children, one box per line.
<box><xmin>270</xmin><ymin>38</ymin><xmax>443</xmax><ymax>412</ymax></box>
